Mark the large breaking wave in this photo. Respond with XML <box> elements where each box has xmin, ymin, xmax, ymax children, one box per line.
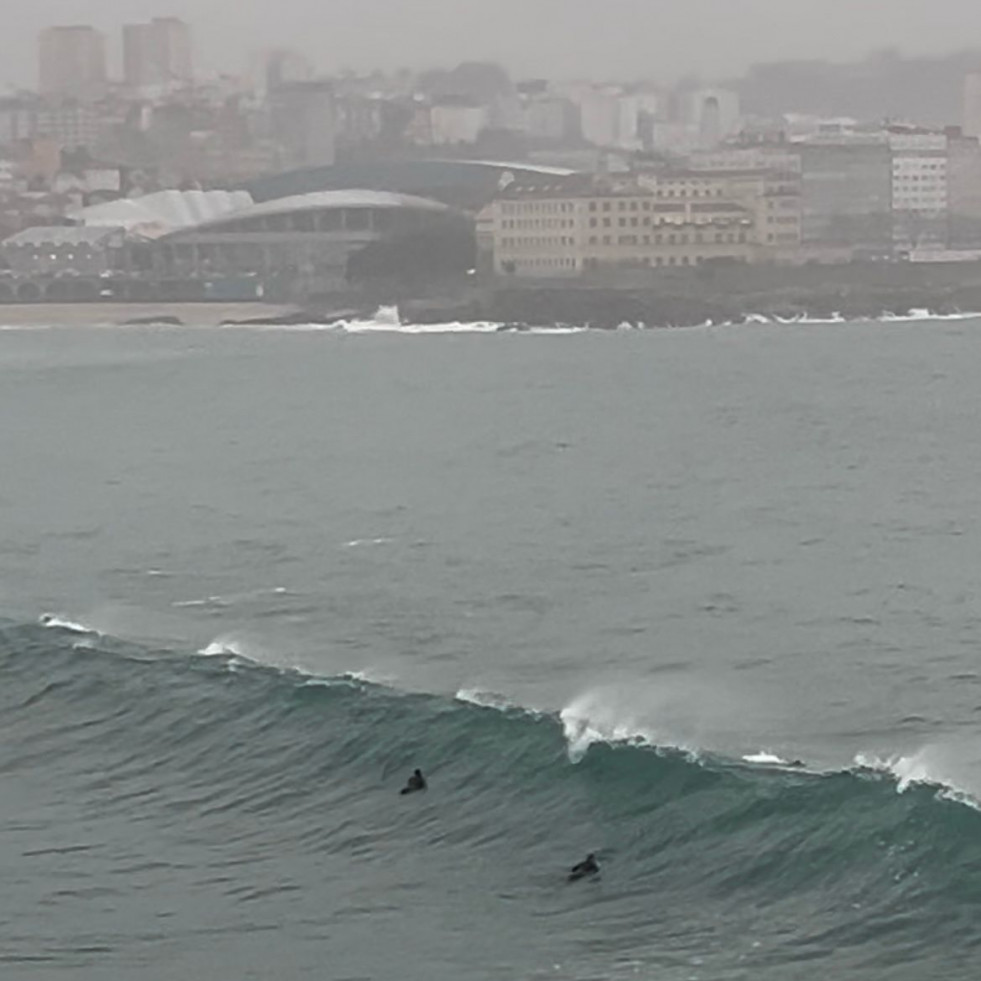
<box><xmin>6</xmin><ymin>613</ymin><xmax>981</xmax><ymax>976</ymax></box>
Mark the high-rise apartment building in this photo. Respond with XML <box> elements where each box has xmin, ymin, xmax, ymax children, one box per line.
<box><xmin>270</xmin><ymin>81</ymin><xmax>336</xmax><ymax>168</ymax></box>
<box><xmin>964</xmin><ymin>73</ymin><xmax>981</xmax><ymax>140</ymax></box>
<box><xmin>123</xmin><ymin>18</ymin><xmax>193</xmax><ymax>91</ymax></box>
<box><xmin>38</xmin><ymin>26</ymin><xmax>107</xmax><ymax>100</ymax></box>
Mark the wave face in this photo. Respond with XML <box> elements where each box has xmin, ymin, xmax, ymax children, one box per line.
<box><xmin>4</xmin><ymin>620</ymin><xmax>981</xmax><ymax>980</ymax></box>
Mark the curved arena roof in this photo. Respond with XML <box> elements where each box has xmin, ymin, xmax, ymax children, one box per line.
<box><xmin>151</xmin><ymin>189</ymin><xmax>463</xmax><ymax>243</ymax></box>
<box><xmin>162</xmin><ymin>189</ymin><xmax>457</xmax><ymax>237</ymax></box>
<box><xmin>244</xmin><ymin>159</ymin><xmax>576</xmax><ymax>207</ymax></box>
<box><xmin>227</xmin><ymin>189</ymin><xmax>451</xmax><ymax>221</ymax></box>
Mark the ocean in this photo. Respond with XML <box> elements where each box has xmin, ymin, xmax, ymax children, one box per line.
<box><xmin>3</xmin><ymin>315</ymin><xmax>981</xmax><ymax>979</ymax></box>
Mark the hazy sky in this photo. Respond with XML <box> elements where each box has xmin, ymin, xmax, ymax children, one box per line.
<box><xmin>5</xmin><ymin>0</ymin><xmax>981</xmax><ymax>88</ymax></box>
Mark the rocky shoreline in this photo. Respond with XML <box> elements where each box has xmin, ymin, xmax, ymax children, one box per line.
<box><xmin>3</xmin><ymin>263</ymin><xmax>981</xmax><ymax>330</ymax></box>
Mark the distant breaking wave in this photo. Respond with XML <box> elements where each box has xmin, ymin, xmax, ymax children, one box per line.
<box><xmin>2</xmin><ymin>305</ymin><xmax>978</xmax><ymax>334</ymax></box>
<box><xmin>224</xmin><ymin>305</ymin><xmax>981</xmax><ymax>334</ymax></box>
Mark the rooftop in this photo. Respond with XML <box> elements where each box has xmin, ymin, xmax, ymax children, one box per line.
<box><xmin>498</xmin><ymin>176</ymin><xmax>653</xmax><ymax>199</ymax></box>
<box><xmin>1</xmin><ymin>226</ymin><xmax>124</xmax><ymax>248</ymax></box>
<box><xmin>229</xmin><ymin>189</ymin><xmax>452</xmax><ymax>221</ymax></box>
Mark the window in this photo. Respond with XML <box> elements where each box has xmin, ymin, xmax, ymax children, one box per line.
<box><xmin>590</xmin><ymin>218</ymin><xmax>597</xmax><ymax>228</ymax></box>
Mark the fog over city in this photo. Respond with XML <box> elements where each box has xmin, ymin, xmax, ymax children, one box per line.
<box><xmin>6</xmin><ymin>0</ymin><xmax>981</xmax><ymax>85</ymax></box>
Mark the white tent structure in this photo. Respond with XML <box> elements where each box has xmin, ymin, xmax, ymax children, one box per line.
<box><xmin>71</xmin><ymin>189</ymin><xmax>253</xmax><ymax>239</ymax></box>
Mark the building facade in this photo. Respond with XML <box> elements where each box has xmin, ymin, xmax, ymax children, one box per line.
<box><xmin>0</xmin><ymin>225</ymin><xmax>126</xmax><ymax>276</ymax></box>
<box><xmin>35</xmin><ymin>102</ymin><xmax>105</xmax><ymax>151</ymax></box>
<box><xmin>639</xmin><ymin>167</ymin><xmax>802</xmax><ymax>261</ymax></box>
<box><xmin>485</xmin><ymin>177</ymin><xmax>755</xmax><ymax>278</ymax></box>
<box><xmin>947</xmin><ymin>131</ymin><xmax>981</xmax><ymax>246</ymax></box>
<box><xmin>888</xmin><ymin>129</ymin><xmax>948</xmax><ymax>250</ymax></box>
<box><xmin>0</xmin><ymin>98</ymin><xmax>38</xmax><ymax>147</ymax></box>
<box><xmin>964</xmin><ymin>73</ymin><xmax>981</xmax><ymax>140</ymax></box>
<box><xmin>38</xmin><ymin>26</ymin><xmax>107</xmax><ymax>100</ymax></box>
<box><xmin>270</xmin><ymin>81</ymin><xmax>336</xmax><ymax>169</ymax></box>
<box><xmin>799</xmin><ymin>138</ymin><xmax>893</xmax><ymax>253</ymax></box>
<box><xmin>685</xmin><ymin>89</ymin><xmax>741</xmax><ymax>150</ymax></box>
<box><xmin>123</xmin><ymin>18</ymin><xmax>193</xmax><ymax>92</ymax></box>
<box><xmin>428</xmin><ymin>101</ymin><xmax>489</xmax><ymax>146</ymax></box>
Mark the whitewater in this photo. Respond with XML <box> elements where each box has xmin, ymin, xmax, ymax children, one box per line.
<box><xmin>3</xmin><ymin>316</ymin><xmax>981</xmax><ymax>979</ymax></box>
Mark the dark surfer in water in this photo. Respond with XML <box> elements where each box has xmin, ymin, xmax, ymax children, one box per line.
<box><xmin>568</xmin><ymin>853</ymin><xmax>600</xmax><ymax>882</ymax></box>
<box><xmin>400</xmin><ymin>769</ymin><xmax>427</xmax><ymax>795</ymax></box>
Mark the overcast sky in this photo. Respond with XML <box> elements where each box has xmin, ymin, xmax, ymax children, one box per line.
<box><xmin>5</xmin><ymin>0</ymin><xmax>981</xmax><ymax>88</ymax></box>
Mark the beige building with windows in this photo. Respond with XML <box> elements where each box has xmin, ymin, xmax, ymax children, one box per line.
<box><xmin>482</xmin><ymin>173</ymin><xmax>786</xmax><ymax>278</ymax></box>
<box><xmin>638</xmin><ymin>168</ymin><xmax>802</xmax><ymax>260</ymax></box>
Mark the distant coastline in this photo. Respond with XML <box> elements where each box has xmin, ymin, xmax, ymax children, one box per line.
<box><xmin>0</xmin><ymin>301</ymin><xmax>978</xmax><ymax>333</ymax></box>
<box><xmin>4</xmin><ymin>259</ymin><xmax>981</xmax><ymax>331</ymax></box>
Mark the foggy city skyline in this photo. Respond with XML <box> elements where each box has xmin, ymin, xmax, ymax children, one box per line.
<box><xmin>6</xmin><ymin>0</ymin><xmax>981</xmax><ymax>87</ymax></box>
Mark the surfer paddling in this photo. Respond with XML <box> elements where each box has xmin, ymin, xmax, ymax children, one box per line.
<box><xmin>400</xmin><ymin>768</ymin><xmax>427</xmax><ymax>795</ymax></box>
<box><xmin>568</xmin><ymin>853</ymin><xmax>600</xmax><ymax>882</ymax></box>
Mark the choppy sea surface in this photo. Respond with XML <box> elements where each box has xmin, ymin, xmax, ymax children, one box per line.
<box><xmin>4</xmin><ymin>314</ymin><xmax>981</xmax><ymax>979</ymax></box>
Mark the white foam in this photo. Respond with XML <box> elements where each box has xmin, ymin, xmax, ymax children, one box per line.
<box><xmin>341</xmin><ymin>317</ymin><xmax>502</xmax><ymax>334</ymax></box>
<box><xmin>559</xmin><ymin>690</ymin><xmax>661</xmax><ymax>763</ymax></box>
<box><xmin>797</xmin><ymin>313</ymin><xmax>846</xmax><ymax>324</ymax></box>
<box><xmin>342</xmin><ymin>304</ymin><xmax>500</xmax><ymax>334</ymax></box>
<box><xmin>455</xmin><ymin>687</ymin><xmax>519</xmax><ymax>711</ymax></box>
<box><xmin>197</xmin><ymin>636</ymin><xmax>248</xmax><ymax>658</ymax></box>
<box><xmin>39</xmin><ymin>614</ymin><xmax>98</xmax><ymax>634</ymax></box>
<box><xmin>342</xmin><ymin>537</ymin><xmax>394</xmax><ymax>548</ymax></box>
<box><xmin>879</xmin><ymin>309</ymin><xmax>981</xmax><ymax>323</ymax></box>
<box><xmin>743</xmin><ymin>751</ymin><xmax>789</xmax><ymax>766</ymax></box>
<box><xmin>854</xmin><ymin>746</ymin><xmax>981</xmax><ymax>808</ymax></box>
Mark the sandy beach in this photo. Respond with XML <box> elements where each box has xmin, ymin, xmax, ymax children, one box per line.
<box><xmin>0</xmin><ymin>302</ymin><xmax>299</xmax><ymax>327</ymax></box>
